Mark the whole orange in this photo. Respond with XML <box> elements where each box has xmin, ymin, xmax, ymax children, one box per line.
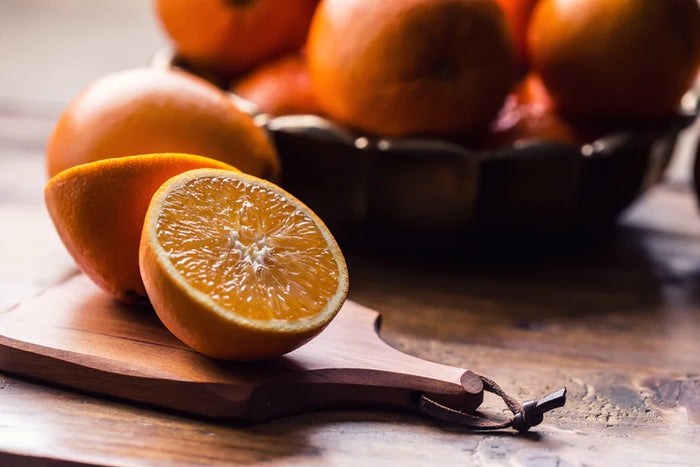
<box><xmin>155</xmin><ymin>0</ymin><xmax>319</xmax><ymax>77</ymax></box>
<box><xmin>528</xmin><ymin>0</ymin><xmax>700</xmax><ymax>118</ymax></box>
<box><xmin>232</xmin><ymin>53</ymin><xmax>322</xmax><ymax>117</ymax></box>
<box><xmin>494</xmin><ymin>0</ymin><xmax>539</xmax><ymax>68</ymax></box>
<box><xmin>46</xmin><ymin>68</ymin><xmax>278</xmax><ymax>179</ymax></box>
<box><xmin>307</xmin><ymin>0</ymin><xmax>517</xmax><ymax>138</ymax></box>
<box><xmin>45</xmin><ymin>154</ymin><xmax>236</xmax><ymax>303</ymax></box>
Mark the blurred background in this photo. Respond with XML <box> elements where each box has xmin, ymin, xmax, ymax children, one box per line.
<box><xmin>0</xmin><ymin>1</ymin><xmax>162</xmax><ymax>309</ymax></box>
<box><xmin>0</xmin><ymin>0</ymin><xmax>161</xmax><ymax>106</ymax></box>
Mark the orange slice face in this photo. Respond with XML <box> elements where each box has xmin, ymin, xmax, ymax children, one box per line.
<box><xmin>139</xmin><ymin>169</ymin><xmax>349</xmax><ymax>360</ymax></box>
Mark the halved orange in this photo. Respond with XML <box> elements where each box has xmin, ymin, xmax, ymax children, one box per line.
<box><xmin>44</xmin><ymin>153</ymin><xmax>236</xmax><ymax>303</ymax></box>
<box><xmin>139</xmin><ymin>169</ymin><xmax>349</xmax><ymax>360</ymax></box>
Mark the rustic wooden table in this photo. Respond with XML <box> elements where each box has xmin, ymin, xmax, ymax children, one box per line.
<box><xmin>2</xmin><ymin>1</ymin><xmax>700</xmax><ymax>465</ymax></box>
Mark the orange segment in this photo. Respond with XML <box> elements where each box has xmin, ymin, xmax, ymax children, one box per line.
<box><xmin>140</xmin><ymin>169</ymin><xmax>349</xmax><ymax>360</ymax></box>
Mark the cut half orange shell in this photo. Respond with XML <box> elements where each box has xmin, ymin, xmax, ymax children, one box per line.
<box><xmin>44</xmin><ymin>153</ymin><xmax>236</xmax><ymax>303</ymax></box>
<box><xmin>139</xmin><ymin>168</ymin><xmax>349</xmax><ymax>360</ymax></box>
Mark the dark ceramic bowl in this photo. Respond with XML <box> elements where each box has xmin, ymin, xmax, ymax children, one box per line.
<box><xmin>152</xmin><ymin>48</ymin><xmax>698</xmax><ymax>247</ymax></box>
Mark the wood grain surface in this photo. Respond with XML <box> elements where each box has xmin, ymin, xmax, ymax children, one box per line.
<box><xmin>0</xmin><ymin>275</ymin><xmax>483</xmax><ymax>422</ymax></box>
<box><xmin>1</xmin><ymin>1</ymin><xmax>700</xmax><ymax>466</ymax></box>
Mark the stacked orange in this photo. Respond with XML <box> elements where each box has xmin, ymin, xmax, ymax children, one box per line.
<box><xmin>156</xmin><ymin>0</ymin><xmax>700</xmax><ymax>144</ymax></box>
<box><xmin>529</xmin><ymin>0</ymin><xmax>700</xmax><ymax>120</ymax></box>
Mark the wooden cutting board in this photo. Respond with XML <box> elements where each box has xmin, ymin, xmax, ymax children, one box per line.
<box><xmin>0</xmin><ymin>274</ymin><xmax>484</xmax><ymax>423</ymax></box>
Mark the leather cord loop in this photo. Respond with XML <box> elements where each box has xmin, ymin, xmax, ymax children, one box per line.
<box><xmin>418</xmin><ymin>371</ymin><xmax>566</xmax><ymax>433</ymax></box>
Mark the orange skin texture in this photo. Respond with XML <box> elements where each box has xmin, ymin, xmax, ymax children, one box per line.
<box><xmin>44</xmin><ymin>154</ymin><xmax>236</xmax><ymax>303</ymax></box>
<box><xmin>528</xmin><ymin>0</ymin><xmax>700</xmax><ymax>118</ymax></box>
<box><xmin>307</xmin><ymin>0</ymin><xmax>517</xmax><ymax>138</ymax></box>
<box><xmin>494</xmin><ymin>0</ymin><xmax>539</xmax><ymax>68</ymax></box>
<box><xmin>156</xmin><ymin>0</ymin><xmax>319</xmax><ymax>77</ymax></box>
<box><xmin>46</xmin><ymin>68</ymin><xmax>279</xmax><ymax>180</ymax></box>
<box><xmin>488</xmin><ymin>73</ymin><xmax>579</xmax><ymax>147</ymax></box>
<box><xmin>232</xmin><ymin>54</ymin><xmax>322</xmax><ymax>117</ymax></box>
